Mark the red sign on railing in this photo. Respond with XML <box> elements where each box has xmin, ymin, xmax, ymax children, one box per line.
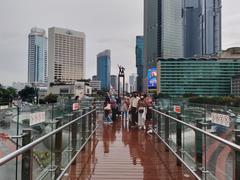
<box><xmin>174</xmin><ymin>105</ymin><xmax>181</xmax><ymax>113</ymax></box>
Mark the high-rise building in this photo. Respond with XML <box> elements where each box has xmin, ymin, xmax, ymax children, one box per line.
<box><xmin>183</xmin><ymin>0</ymin><xmax>222</xmax><ymax>57</ymax></box>
<box><xmin>136</xmin><ymin>36</ymin><xmax>144</xmax><ymax>92</ymax></box>
<box><xmin>28</xmin><ymin>27</ymin><xmax>47</xmax><ymax>84</ymax></box>
<box><xmin>201</xmin><ymin>0</ymin><xmax>222</xmax><ymax>55</ymax></box>
<box><xmin>157</xmin><ymin>58</ymin><xmax>240</xmax><ymax>96</ymax></box>
<box><xmin>110</xmin><ymin>75</ymin><xmax>118</xmax><ymax>90</ymax></box>
<box><xmin>144</xmin><ymin>0</ymin><xmax>184</xmax><ymax>90</ymax></box>
<box><xmin>92</xmin><ymin>75</ymin><xmax>98</xmax><ymax>81</ymax></box>
<box><xmin>48</xmin><ymin>27</ymin><xmax>85</xmax><ymax>84</ymax></box>
<box><xmin>97</xmin><ymin>50</ymin><xmax>111</xmax><ymax>91</ymax></box>
<box><xmin>129</xmin><ymin>74</ymin><xmax>137</xmax><ymax>93</ymax></box>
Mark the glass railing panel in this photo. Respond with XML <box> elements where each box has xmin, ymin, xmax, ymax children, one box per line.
<box><xmin>0</xmin><ymin>156</ymin><xmax>21</xmax><ymax>180</ymax></box>
<box><xmin>205</xmin><ymin>136</ymin><xmax>234</xmax><ymax>180</ymax></box>
<box><xmin>0</xmin><ymin>106</ymin><xmax>95</xmax><ymax>180</ymax></box>
<box><xmin>182</xmin><ymin>124</ymin><xmax>197</xmax><ymax>173</ymax></box>
<box><xmin>168</xmin><ymin>119</ymin><xmax>177</xmax><ymax>151</ymax></box>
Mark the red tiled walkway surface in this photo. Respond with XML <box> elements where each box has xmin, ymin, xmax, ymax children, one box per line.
<box><xmin>64</xmin><ymin>117</ymin><xmax>196</xmax><ymax>180</ymax></box>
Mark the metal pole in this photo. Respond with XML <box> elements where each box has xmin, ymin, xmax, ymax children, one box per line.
<box><xmin>55</xmin><ymin>117</ymin><xmax>63</xmax><ymax>178</ymax></box>
<box><xmin>15</xmin><ymin>106</ymin><xmax>20</xmax><ymax>180</ymax></box>
<box><xmin>176</xmin><ymin>113</ymin><xmax>182</xmax><ymax>166</ymax></box>
<box><xmin>21</xmin><ymin>129</ymin><xmax>32</xmax><ymax>180</ymax></box>
<box><xmin>165</xmin><ymin>111</ymin><xmax>170</xmax><ymax>152</ymax></box>
<box><xmin>234</xmin><ymin>130</ymin><xmax>240</xmax><ymax>180</ymax></box>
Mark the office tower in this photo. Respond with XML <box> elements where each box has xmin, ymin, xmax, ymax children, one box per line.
<box><xmin>201</xmin><ymin>0</ymin><xmax>222</xmax><ymax>55</ymax></box>
<box><xmin>28</xmin><ymin>27</ymin><xmax>47</xmax><ymax>84</ymax></box>
<box><xmin>157</xmin><ymin>58</ymin><xmax>240</xmax><ymax>96</ymax></box>
<box><xmin>144</xmin><ymin>0</ymin><xmax>159</xmax><ymax>74</ymax></box>
<box><xmin>129</xmin><ymin>74</ymin><xmax>137</xmax><ymax>93</ymax></box>
<box><xmin>92</xmin><ymin>75</ymin><xmax>98</xmax><ymax>81</ymax></box>
<box><xmin>144</xmin><ymin>0</ymin><xmax>184</xmax><ymax>89</ymax></box>
<box><xmin>183</xmin><ymin>0</ymin><xmax>201</xmax><ymax>57</ymax></box>
<box><xmin>136</xmin><ymin>36</ymin><xmax>144</xmax><ymax>92</ymax></box>
<box><xmin>184</xmin><ymin>0</ymin><xmax>222</xmax><ymax>57</ymax></box>
<box><xmin>97</xmin><ymin>50</ymin><xmax>111</xmax><ymax>91</ymax></box>
<box><xmin>110</xmin><ymin>75</ymin><xmax>118</xmax><ymax>90</ymax></box>
<box><xmin>48</xmin><ymin>27</ymin><xmax>85</xmax><ymax>84</ymax></box>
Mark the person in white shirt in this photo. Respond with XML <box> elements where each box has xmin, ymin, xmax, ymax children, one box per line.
<box><xmin>129</xmin><ymin>92</ymin><xmax>140</xmax><ymax>127</ymax></box>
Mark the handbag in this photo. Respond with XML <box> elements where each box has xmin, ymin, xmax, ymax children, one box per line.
<box><xmin>104</xmin><ymin>103</ymin><xmax>111</xmax><ymax>110</ymax></box>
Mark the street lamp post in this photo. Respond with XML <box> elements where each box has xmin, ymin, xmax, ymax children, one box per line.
<box><xmin>12</xmin><ymin>103</ymin><xmax>20</xmax><ymax>180</ymax></box>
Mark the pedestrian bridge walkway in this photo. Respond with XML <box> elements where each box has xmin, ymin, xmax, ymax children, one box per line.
<box><xmin>1</xmin><ymin>106</ymin><xmax>240</xmax><ymax>180</ymax></box>
<box><xmin>64</xmin><ymin>117</ymin><xmax>194</xmax><ymax>180</ymax></box>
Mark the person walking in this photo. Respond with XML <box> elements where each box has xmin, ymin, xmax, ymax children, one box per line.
<box><xmin>121</xmin><ymin>96</ymin><xmax>130</xmax><ymax>121</ymax></box>
<box><xmin>137</xmin><ymin>95</ymin><xmax>147</xmax><ymax>130</ymax></box>
<box><xmin>110</xmin><ymin>95</ymin><xmax>118</xmax><ymax>121</ymax></box>
<box><xmin>145</xmin><ymin>95</ymin><xmax>153</xmax><ymax>133</ymax></box>
<box><xmin>103</xmin><ymin>99</ymin><xmax>113</xmax><ymax>124</ymax></box>
<box><xmin>129</xmin><ymin>92</ymin><xmax>140</xmax><ymax>127</ymax></box>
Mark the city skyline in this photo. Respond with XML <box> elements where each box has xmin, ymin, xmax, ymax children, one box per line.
<box><xmin>0</xmin><ymin>0</ymin><xmax>239</xmax><ymax>85</ymax></box>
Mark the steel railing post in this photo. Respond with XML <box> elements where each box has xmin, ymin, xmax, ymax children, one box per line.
<box><xmin>93</xmin><ymin>107</ymin><xmax>97</xmax><ymax>130</ymax></box>
<box><xmin>196</xmin><ymin>121</ymin><xmax>203</xmax><ymax>169</ymax></box>
<box><xmin>88</xmin><ymin>107</ymin><xmax>92</xmax><ymax>134</ymax></box>
<box><xmin>81</xmin><ymin>108</ymin><xmax>87</xmax><ymax>150</ymax></box>
<box><xmin>71</xmin><ymin>112</ymin><xmax>78</xmax><ymax>166</ymax></box>
<box><xmin>21</xmin><ymin>129</ymin><xmax>32</xmax><ymax>180</ymax></box>
<box><xmin>158</xmin><ymin>107</ymin><xmax>161</xmax><ymax>135</ymax></box>
<box><xmin>165</xmin><ymin>111</ymin><xmax>170</xmax><ymax>152</ymax></box>
<box><xmin>234</xmin><ymin>130</ymin><xmax>240</xmax><ymax>180</ymax></box>
<box><xmin>55</xmin><ymin>117</ymin><xmax>63</xmax><ymax>178</ymax></box>
<box><xmin>176</xmin><ymin>113</ymin><xmax>182</xmax><ymax>166</ymax></box>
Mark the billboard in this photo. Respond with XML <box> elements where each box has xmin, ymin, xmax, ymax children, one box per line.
<box><xmin>148</xmin><ymin>68</ymin><xmax>157</xmax><ymax>89</ymax></box>
<box><xmin>30</xmin><ymin>112</ymin><xmax>45</xmax><ymax>126</ymax></box>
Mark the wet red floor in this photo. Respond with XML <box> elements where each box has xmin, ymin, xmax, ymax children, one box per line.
<box><xmin>64</xmin><ymin>117</ymin><xmax>195</xmax><ymax>180</ymax></box>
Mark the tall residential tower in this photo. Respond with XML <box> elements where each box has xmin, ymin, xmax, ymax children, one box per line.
<box><xmin>135</xmin><ymin>36</ymin><xmax>144</xmax><ymax>92</ymax></box>
<box><xmin>97</xmin><ymin>50</ymin><xmax>111</xmax><ymax>91</ymax></box>
<box><xmin>28</xmin><ymin>27</ymin><xmax>48</xmax><ymax>84</ymax></box>
<box><xmin>48</xmin><ymin>27</ymin><xmax>85</xmax><ymax>84</ymax></box>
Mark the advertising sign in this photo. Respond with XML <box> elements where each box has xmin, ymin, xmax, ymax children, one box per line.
<box><xmin>30</xmin><ymin>112</ymin><xmax>45</xmax><ymax>126</ymax></box>
<box><xmin>148</xmin><ymin>68</ymin><xmax>157</xmax><ymax>89</ymax></box>
<box><xmin>210</xmin><ymin>112</ymin><xmax>231</xmax><ymax>127</ymax></box>
<box><xmin>72</xmin><ymin>103</ymin><xmax>80</xmax><ymax>111</ymax></box>
<box><xmin>174</xmin><ymin>105</ymin><xmax>181</xmax><ymax>113</ymax></box>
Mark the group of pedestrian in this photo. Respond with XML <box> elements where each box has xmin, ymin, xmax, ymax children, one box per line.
<box><xmin>128</xmin><ymin>92</ymin><xmax>153</xmax><ymax>131</ymax></box>
<box><xmin>103</xmin><ymin>91</ymin><xmax>153</xmax><ymax>132</ymax></box>
<box><xmin>103</xmin><ymin>92</ymin><xmax>120</xmax><ymax>124</ymax></box>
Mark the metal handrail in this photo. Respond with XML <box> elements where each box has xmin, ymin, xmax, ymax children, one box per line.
<box><xmin>56</xmin><ymin>124</ymin><xmax>99</xmax><ymax>180</ymax></box>
<box><xmin>0</xmin><ymin>108</ymin><xmax>96</xmax><ymax>166</ymax></box>
<box><xmin>152</xmin><ymin>129</ymin><xmax>201</xmax><ymax>180</ymax></box>
<box><xmin>152</xmin><ymin>109</ymin><xmax>240</xmax><ymax>151</ymax></box>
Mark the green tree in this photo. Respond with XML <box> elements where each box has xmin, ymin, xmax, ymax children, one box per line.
<box><xmin>18</xmin><ymin>86</ymin><xmax>35</xmax><ymax>102</ymax></box>
<box><xmin>0</xmin><ymin>86</ymin><xmax>17</xmax><ymax>105</ymax></box>
<box><xmin>44</xmin><ymin>93</ymin><xmax>58</xmax><ymax>104</ymax></box>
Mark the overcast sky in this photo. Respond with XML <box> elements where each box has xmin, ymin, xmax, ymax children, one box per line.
<box><xmin>0</xmin><ymin>0</ymin><xmax>239</xmax><ymax>86</ymax></box>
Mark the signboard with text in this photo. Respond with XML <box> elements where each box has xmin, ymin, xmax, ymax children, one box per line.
<box><xmin>211</xmin><ymin>112</ymin><xmax>231</xmax><ymax>127</ymax></box>
<box><xmin>72</xmin><ymin>103</ymin><xmax>80</xmax><ymax>111</ymax></box>
<box><xmin>174</xmin><ymin>105</ymin><xmax>181</xmax><ymax>114</ymax></box>
<box><xmin>30</xmin><ymin>112</ymin><xmax>46</xmax><ymax>126</ymax></box>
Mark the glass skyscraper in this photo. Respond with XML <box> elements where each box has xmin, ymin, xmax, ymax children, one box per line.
<box><xmin>144</xmin><ymin>0</ymin><xmax>184</xmax><ymax>91</ymax></box>
<box><xmin>28</xmin><ymin>27</ymin><xmax>47</xmax><ymax>84</ymax></box>
<box><xmin>157</xmin><ymin>58</ymin><xmax>240</xmax><ymax>96</ymax></box>
<box><xmin>184</xmin><ymin>0</ymin><xmax>222</xmax><ymax>57</ymax></box>
<box><xmin>136</xmin><ymin>36</ymin><xmax>144</xmax><ymax>92</ymax></box>
<box><xmin>97</xmin><ymin>50</ymin><xmax>111</xmax><ymax>91</ymax></box>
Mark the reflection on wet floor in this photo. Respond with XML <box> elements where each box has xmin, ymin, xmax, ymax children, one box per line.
<box><xmin>65</xmin><ymin>116</ymin><xmax>195</xmax><ymax>180</ymax></box>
